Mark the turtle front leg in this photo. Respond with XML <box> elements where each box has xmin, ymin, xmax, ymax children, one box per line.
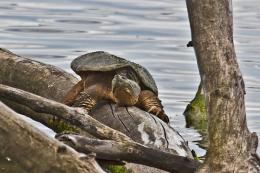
<box><xmin>137</xmin><ymin>90</ymin><xmax>169</xmax><ymax>123</ymax></box>
<box><xmin>63</xmin><ymin>80</ymin><xmax>85</xmax><ymax>106</ymax></box>
<box><xmin>72</xmin><ymin>90</ymin><xmax>97</xmax><ymax>113</ymax></box>
<box><xmin>72</xmin><ymin>84</ymin><xmax>108</xmax><ymax>113</ymax></box>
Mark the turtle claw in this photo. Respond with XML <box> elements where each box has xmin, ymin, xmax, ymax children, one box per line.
<box><xmin>84</xmin><ymin>109</ymin><xmax>91</xmax><ymax>114</ymax></box>
<box><xmin>156</xmin><ymin>110</ymin><xmax>161</xmax><ymax>116</ymax></box>
<box><xmin>160</xmin><ymin>114</ymin><xmax>170</xmax><ymax>124</ymax></box>
<box><xmin>147</xmin><ymin>106</ymin><xmax>158</xmax><ymax>115</ymax></box>
<box><xmin>72</xmin><ymin>91</ymin><xmax>96</xmax><ymax>113</ymax></box>
<box><xmin>147</xmin><ymin>106</ymin><xmax>169</xmax><ymax>123</ymax></box>
<box><xmin>147</xmin><ymin>106</ymin><xmax>155</xmax><ymax>114</ymax></box>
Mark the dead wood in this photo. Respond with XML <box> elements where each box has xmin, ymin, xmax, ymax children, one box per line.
<box><xmin>0</xmin><ymin>84</ymin><xmax>132</xmax><ymax>142</ymax></box>
<box><xmin>186</xmin><ymin>0</ymin><xmax>260</xmax><ymax>172</ymax></box>
<box><xmin>56</xmin><ymin>133</ymin><xmax>200</xmax><ymax>173</ymax></box>
<box><xmin>0</xmin><ymin>84</ymin><xmax>200</xmax><ymax>173</ymax></box>
<box><xmin>0</xmin><ymin>47</ymin><xmax>197</xmax><ymax>172</ymax></box>
<box><xmin>0</xmin><ymin>101</ymin><xmax>103</xmax><ymax>173</ymax></box>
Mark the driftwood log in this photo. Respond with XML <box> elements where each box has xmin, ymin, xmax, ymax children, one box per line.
<box><xmin>0</xmin><ymin>48</ymin><xmax>197</xmax><ymax>172</ymax></box>
<box><xmin>186</xmin><ymin>0</ymin><xmax>260</xmax><ymax>172</ymax></box>
<box><xmin>0</xmin><ymin>84</ymin><xmax>199</xmax><ymax>173</ymax></box>
<box><xmin>0</xmin><ymin>101</ymin><xmax>103</xmax><ymax>173</ymax></box>
<box><xmin>0</xmin><ymin>84</ymin><xmax>134</xmax><ymax>143</ymax></box>
<box><xmin>56</xmin><ymin>133</ymin><xmax>199</xmax><ymax>172</ymax></box>
<box><xmin>0</xmin><ymin>48</ymin><xmax>78</xmax><ymax>102</ymax></box>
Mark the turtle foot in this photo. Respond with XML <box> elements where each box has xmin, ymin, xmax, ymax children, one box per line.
<box><xmin>158</xmin><ymin>113</ymin><xmax>170</xmax><ymax>124</ymax></box>
<box><xmin>147</xmin><ymin>106</ymin><xmax>169</xmax><ymax>123</ymax></box>
<box><xmin>72</xmin><ymin>91</ymin><xmax>97</xmax><ymax>113</ymax></box>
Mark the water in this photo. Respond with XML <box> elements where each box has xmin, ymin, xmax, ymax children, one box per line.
<box><xmin>0</xmin><ymin>0</ymin><xmax>259</xmax><ymax>156</ymax></box>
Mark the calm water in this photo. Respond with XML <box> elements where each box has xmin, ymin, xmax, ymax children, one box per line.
<box><xmin>0</xmin><ymin>0</ymin><xmax>259</xmax><ymax>156</ymax></box>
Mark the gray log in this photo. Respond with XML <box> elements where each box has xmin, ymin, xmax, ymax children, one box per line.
<box><xmin>0</xmin><ymin>48</ymin><xmax>192</xmax><ymax>156</ymax></box>
<box><xmin>0</xmin><ymin>48</ymin><xmax>78</xmax><ymax>102</ymax></box>
<box><xmin>186</xmin><ymin>0</ymin><xmax>260</xmax><ymax>172</ymax></box>
<box><xmin>0</xmin><ymin>48</ymin><xmax>195</xmax><ymax>172</ymax></box>
<box><xmin>0</xmin><ymin>84</ymin><xmax>200</xmax><ymax>173</ymax></box>
<box><xmin>0</xmin><ymin>101</ymin><xmax>103</xmax><ymax>173</ymax></box>
<box><xmin>57</xmin><ymin>134</ymin><xmax>200</xmax><ymax>173</ymax></box>
<box><xmin>0</xmin><ymin>84</ymin><xmax>132</xmax><ymax>143</ymax></box>
<box><xmin>91</xmin><ymin>102</ymin><xmax>191</xmax><ymax>156</ymax></box>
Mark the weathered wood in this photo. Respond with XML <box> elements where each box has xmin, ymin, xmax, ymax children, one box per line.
<box><xmin>92</xmin><ymin>102</ymin><xmax>191</xmax><ymax>156</ymax></box>
<box><xmin>0</xmin><ymin>97</ymin><xmax>92</xmax><ymax>136</ymax></box>
<box><xmin>0</xmin><ymin>101</ymin><xmax>103</xmax><ymax>173</ymax></box>
<box><xmin>0</xmin><ymin>48</ymin><xmax>192</xmax><ymax>156</ymax></box>
<box><xmin>0</xmin><ymin>48</ymin><xmax>195</xmax><ymax>172</ymax></box>
<box><xmin>57</xmin><ymin>133</ymin><xmax>200</xmax><ymax>173</ymax></box>
<box><xmin>1</xmin><ymin>90</ymin><xmax>191</xmax><ymax>157</ymax></box>
<box><xmin>186</xmin><ymin>0</ymin><xmax>260</xmax><ymax>172</ymax></box>
<box><xmin>0</xmin><ymin>48</ymin><xmax>78</xmax><ymax>102</ymax></box>
<box><xmin>0</xmin><ymin>84</ymin><xmax>132</xmax><ymax>143</ymax></box>
<box><xmin>0</xmin><ymin>84</ymin><xmax>200</xmax><ymax>172</ymax></box>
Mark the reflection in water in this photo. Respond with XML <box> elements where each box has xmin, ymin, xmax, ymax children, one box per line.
<box><xmin>0</xmin><ymin>0</ymin><xmax>259</xmax><ymax>156</ymax></box>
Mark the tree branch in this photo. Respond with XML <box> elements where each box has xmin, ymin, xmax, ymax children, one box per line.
<box><xmin>0</xmin><ymin>84</ymin><xmax>132</xmax><ymax>142</ymax></box>
<box><xmin>56</xmin><ymin>133</ymin><xmax>200</xmax><ymax>173</ymax></box>
<box><xmin>0</xmin><ymin>101</ymin><xmax>103</xmax><ymax>173</ymax></box>
<box><xmin>0</xmin><ymin>48</ymin><xmax>78</xmax><ymax>102</ymax></box>
<box><xmin>0</xmin><ymin>84</ymin><xmax>200</xmax><ymax>173</ymax></box>
<box><xmin>0</xmin><ymin>48</ymin><xmax>199</xmax><ymax>172</ymax></box>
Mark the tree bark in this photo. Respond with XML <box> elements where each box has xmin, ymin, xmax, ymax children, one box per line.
<box><xmin>0</xmin><ymin>84</ymin><xmax>132</xmax><ymax>143</ymax></box>
<box><xmin>186</xmin><ymin>0</ymin><xmax>260</xmax><ymax>172</ymax></box>
<box><xmin>0</xmin><ymin>48</ymin><xmax>77</xmax><ymax>102</ymax></box>
<box><xmin>0</xmin><ymin>84</ymin><xmax>200</xmax><ymax>173</ymax></box>
<box><xmin>0</xmin><ymin>47</ymin><xmax>197</xmax><ymax>172</ymax></box>
<box><xmin>0</xmin><ymin>48</ymin><xmax>192</xmax><ymax>149</ymax></box>
<box><xmin>57</xmin><ymin>134</ymin><xmax>200</xmax><ymax>173</ymax></box>
<box><xmin>0</xmin><ymin>101</ymin><xmax>103</xmax><ymax>173</ymax></box>
<box><xmin>0</xmin><ymin>47</ymin><xmax>191</xmax><ymax>156</ymax></box>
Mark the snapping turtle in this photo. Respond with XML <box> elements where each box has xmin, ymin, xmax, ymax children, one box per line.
<box><xmin>63</xmin><ymin>51</ymin><xmax>169</xmax><ymax>123</ymax></box>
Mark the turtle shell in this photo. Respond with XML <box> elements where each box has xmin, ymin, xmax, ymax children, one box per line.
<box><xmin>71</xmin><ymin>51</ymin><xmax>158</xmax><ymax>95</ymax></box>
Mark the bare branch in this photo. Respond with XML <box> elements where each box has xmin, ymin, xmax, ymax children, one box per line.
<box><xmin>56</xmin><ymin>133</ymin><xmax>200</xmax><ymax>173</ymax></box>
<box><xmin>0</xmin><ymin>101</ymin><xmax>103</xmax><ymax>173</ymax></box>
<box><xmin>0</xmin><ymin>84</ymin><xmax>132</xmax><ymax>142</ymax></box>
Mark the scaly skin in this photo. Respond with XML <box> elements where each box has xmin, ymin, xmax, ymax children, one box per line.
<box><xmin>63</xmin><ymin>80</ymin><xmax>84</xmax><ymax>106</ymax></box>
<box><xmin>137</xmin><ymin>90</ymin><xmax>169</xmax><ymax>123</ymax></box>
<box><xmin>63</xmin><ymin>71</ymin><xmax>169</xmax><ymax>123</ymax></box>
<box><xmin>112</xmin><ymin>74</ymin><xmax>141</xmax><ymax>106</ymax></box>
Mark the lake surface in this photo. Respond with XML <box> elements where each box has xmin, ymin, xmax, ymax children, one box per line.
<box><xmin>0</xmin><ymin>0</ymin><xmax>259</xmax><ymax>156</ymax></box>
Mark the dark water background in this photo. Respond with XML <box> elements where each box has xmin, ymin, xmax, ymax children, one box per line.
<box><xmin>0</xmin><ymin>0</ymin><xmax>259</xmax><ymax>156</ymax></box>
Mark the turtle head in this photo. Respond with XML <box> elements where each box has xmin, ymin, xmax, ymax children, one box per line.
<box><xmin>112</xmin><ymin>74</ymin><xmax>141</xmax><ymax>106</ymax></box>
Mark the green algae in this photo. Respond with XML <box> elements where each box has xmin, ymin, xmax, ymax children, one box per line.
<box><xmin>48</xmin><ymin>118</ymin><xmax>78</xmax><ymax>133</ymax></box>
<box><xmin>183</xmin><ymin>83</ymin><xmax>208</xmax><ymax>149</ymax></box>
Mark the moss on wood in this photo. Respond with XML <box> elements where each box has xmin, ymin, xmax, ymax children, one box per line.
<box><xmin>48</xmin><ymin>118</ymin><xmax>78</xmax><ymax>133</ymax></box>
<box><xmin>183</xmin><ymin>83</ymin><xmax>208</xmax><ymax>149</ymax></box>
<box><xmin>104</xmin><ymin>164</ymin><xmax>132</xmax><ymax>173</ymax></box>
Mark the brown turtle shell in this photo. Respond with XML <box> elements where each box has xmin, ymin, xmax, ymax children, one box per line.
<box><xmin>71</xmin><ymin>51</ymin><xmax>158</xmax><ymax>95</ymax></box>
